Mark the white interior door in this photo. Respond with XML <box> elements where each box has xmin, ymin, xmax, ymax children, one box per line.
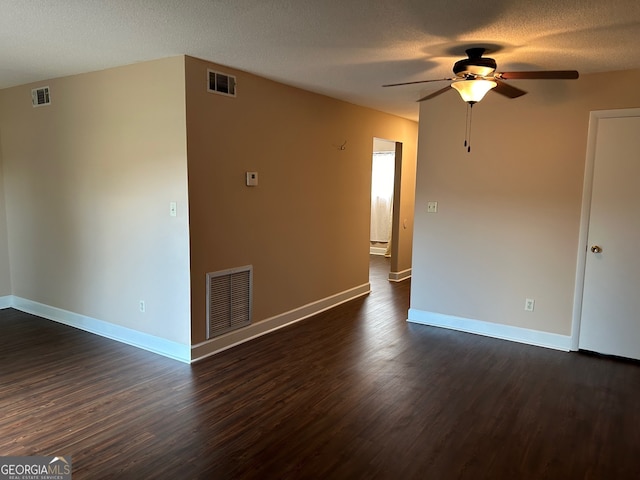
<box><xmin>578</xmin><ymin>110</ymin><xmax>640</xmax><ymax>360</ymax></box>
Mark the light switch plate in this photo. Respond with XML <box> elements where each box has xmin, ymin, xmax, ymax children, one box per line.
<box><xmin>427</xmin><ymin>201</ymin><xmax>438</xmax><ymax>213</ymax></box>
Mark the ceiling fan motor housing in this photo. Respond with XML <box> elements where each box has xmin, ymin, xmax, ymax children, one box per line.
<box><xmin>453</xmin><ymin>48</ymin><xmax>497</xmax><ymax>78</ymax></box>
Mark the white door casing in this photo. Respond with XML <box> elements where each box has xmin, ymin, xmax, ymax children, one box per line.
<box><xmin>573</xmin><ymin>108</ymin><xmax>640</xmax><ymax>360</ymax></box>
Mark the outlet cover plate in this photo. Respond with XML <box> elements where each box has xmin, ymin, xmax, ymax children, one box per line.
<box><xmin>525</xmin><ymin>298</ymin><xmax>535</xmax><ymax>312</ymax></box>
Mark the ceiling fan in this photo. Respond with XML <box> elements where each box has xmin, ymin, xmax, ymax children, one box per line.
<box><xmin>383</xmin><ymin>47</ymin><xmax>579</xmax><ymax>104</ymax></box>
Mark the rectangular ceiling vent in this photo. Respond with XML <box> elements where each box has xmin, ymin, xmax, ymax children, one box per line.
<box><xmin>206</xmin><ymin>265</ymin><xmax>252</xmax><ymax>339</ymax></box>
<box><xmin>31</xmin><ymin>86</ymin><xmax>51</xmax><ymax>107</ymax></box>
<box><xmin>207</xmin><ymin>69</ymin><xmax>236</xmax><ymax>97</ymax></box>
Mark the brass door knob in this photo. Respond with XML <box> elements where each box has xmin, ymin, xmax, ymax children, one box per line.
<box><xmin>591</xmin><ymin>245</ymin><xmax>602</xmax><ymax>253</ymax></box>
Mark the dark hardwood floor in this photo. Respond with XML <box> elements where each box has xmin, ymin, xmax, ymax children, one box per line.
<box><xmin>1</xmin><ymin>255</ymin><xmax>640</xmax><ymax>479</ymax></box>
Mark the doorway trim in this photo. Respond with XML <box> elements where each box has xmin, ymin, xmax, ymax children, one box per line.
<box><xmin>389</xmin><ymin>141</ymin><xmax>407</xmax><ymax>281</ymax></box>
<box><xmin>370</xmin><ymin>137</ymin><xmax>412</xmax><ymax>282</ymax></box>
<box><xmin>570</xmin><ymin>107</ymin><xmax>640</xmax><ymax>350</ymax></box>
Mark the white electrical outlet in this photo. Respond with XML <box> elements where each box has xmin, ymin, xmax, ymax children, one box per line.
<box><xmin>525</xmin><ymin>298</ymin><xmax>535</xmax><ymax>312</ymax></box>
<box><xmin>427</xmin><ymin>201</ymin><xmax>438</xmax><ymax>213</ymax></box>
<box><xmin>169</xmin><ymin>202</ymin><xmax>177</xmax><ymax>217</ymax></box>
<box><xmin>246</xmin><ymin>171</ymin><xmax>258</xmax><ymax>186</ymax></box>
<box><xmin>139</xmin><ymin>300</ymin><xmax>146</xmax><ymax>313</ymax></box>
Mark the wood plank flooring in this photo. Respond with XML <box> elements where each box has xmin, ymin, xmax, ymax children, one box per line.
<box><xmin>1</xmin><ymin>255</ymin><xmax>640</xmax><ymax>479</ymax></box>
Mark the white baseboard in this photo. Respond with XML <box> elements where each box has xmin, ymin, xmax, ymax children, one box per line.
<box><xmin>388</xmin><ymin>268</ymin><xmax>411</xmax><ymax>282</ymax></box>
<box><xmin>407</xmin><ymin>309</ymin><xmax>571</xmax><ymax>351</ymax></box>
<box><xmin>191</xmin><ymin>282</ymin><xmax>371</xmax><ymax>362</ymax></box>
<box><xmin>0</xmin><ymin>295</ymin><xmax>13</xmax><ymax>309</ymax></box>
<box><xmin>4</xmin><ymin>296</ymin><xmax>191</xmax><ymax>363</ymax></box>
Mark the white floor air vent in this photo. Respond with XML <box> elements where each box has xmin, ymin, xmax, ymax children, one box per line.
<box><xmin>206</xmin><ymin>265</ymin><xmax>252</xmax><ymax>339</ymax></box>
<box><xmin>31</xmin><ymin>86</ymin><xmax>51</xmax><ymax>106</ymax></box>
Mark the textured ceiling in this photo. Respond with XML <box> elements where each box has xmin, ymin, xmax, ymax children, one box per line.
<box><xmin>2</xmin><ymin>0</ymin><xmax>640</xmax><ymax>120</ymax></box>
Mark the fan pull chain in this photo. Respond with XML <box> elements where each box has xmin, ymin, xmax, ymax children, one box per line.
<box><xmin>467</xmin><ymin>103</ymin><xmax>473</xmax><ymax>153</ymax></box>
<box><xmin>464</xmin><ymin>103</ymin><xmax>473</xmax><ymax>153</ymax></box>
<box><xmin>464</xmin><ymin>104</ymin><xmax>470</xmax><ymax>150</ymax></box>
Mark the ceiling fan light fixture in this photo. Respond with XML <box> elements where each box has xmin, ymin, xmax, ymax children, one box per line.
<box><xmin>451</xmin><ymin>79</ymin><xmax>497</xmax><ymax>104</ymax></box>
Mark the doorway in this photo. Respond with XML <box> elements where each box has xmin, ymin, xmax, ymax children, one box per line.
<box><xmin>370</xmin><ymin>138</ymin><xmax>396</xmax><ymax>258</ymax></box>
<box><xmin>573</xmin><ymin>108</ymin><xmax>640</xmax><ymax>360</ymax></box>
<box><xmin>370</xmin><ymin>137</ymin><xmax>406</xmax><ymax>282</ymax></box>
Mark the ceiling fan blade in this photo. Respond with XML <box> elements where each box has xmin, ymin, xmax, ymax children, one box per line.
<box><xmin>499</xmin><ymin>70</ymin><xmax>579</xmax><ymax>80</ymax></box>
<box><xmin>417</xmin><ymin>86</ymin><xmax>452</xmax><ymax>102</ymax></box>
<box><xmin>493</xmin><ymin>79</ymin><xmax>527</xmax><ymax>99</ymax></box>
<box><xmin>383</xmin><ymin>78</ymin><xmax>454</xmax><ymax>87</ymax></box>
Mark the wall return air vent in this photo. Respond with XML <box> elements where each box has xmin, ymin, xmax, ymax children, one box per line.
<box><xmin>207</xmin><ymin>69</ymin><xmax>236</xmax><ymax>97</ymax></box>
<box><xmin>31</xmin><ymin>86</ymin><xmax>51</xmax><ymax>107</ymax></box>
<box><xmin>206</xmin><ymin>265</ymin><xmax>252</xmax><ymax>339</ymax></box>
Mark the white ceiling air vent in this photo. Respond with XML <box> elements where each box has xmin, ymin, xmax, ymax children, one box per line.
<box><xmin>207</xmin><ymin>69</ymin><xmax>236</xmax><ymax>97</ymax></box>
<box><xmin>206</xmin><ymin>265</ymin><xmax>252</xmax><ymax>339</ymax></box>
<box><xmin>31</xmin><ymin>86</ymin><xmax>51</xmax><ymax>107</ymax></box>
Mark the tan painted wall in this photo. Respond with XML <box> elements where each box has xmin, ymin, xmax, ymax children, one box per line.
<box><xmin>185</xmin><ymin>56</ymin><xmax>417</xmax><ymax>343</ymax></box>
<box><xmin>392</xmin><ymin>137</ymin><xmax>417</xmax><ymax>275</ymax></box>
<box><xmin>412</xmin><ymin>69</ymin><xmax>640</xmax><ymax>336</ymax></box>
<box><xmin>0</xmin><ymin>57</ymin><xmax>191</xmax><ymax>344</ymax></box>
<box><xmin>0</xmin><ymin>134</ymin><xmax>11</xmax><ymax>296</ymax></box>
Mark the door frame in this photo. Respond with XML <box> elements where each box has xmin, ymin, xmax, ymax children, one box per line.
<box><xmin>389</xmin><ymin>141</ymin><xmax>403</xmax><ymax>278</ymax></box>
<box><xmin>370</xmin><ymin>138</ymin><xmax>409</xmax><ymax>281</ymax></box>
<box><xmin>570</xmin><ymin>107</ymin><xmax>640</xmax><ymax>350</ymax></box>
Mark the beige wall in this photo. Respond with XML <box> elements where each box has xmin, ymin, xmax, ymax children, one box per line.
<box><xmin>0</xmin><ymin>57</ymin><xmax>191</xmax><ymax>345</ymax></box>
<box><xmin>411</xmin><ymin>69</ymin><xmax>640</xmax><ymax>336</ymax></box>
<box><xmin>185</xmin><ymin>56</ymin><xmax>417</xmax><ymax>344</ymax></box>
<box><xmin>0</xmin><ymin>134</ymin><xmax>11</xmax><ymax>296</ymax></box>
<box><xmin>391</xmin><ymin>136</ymin><xmax>417</xmax><ymax>275</ymax></box>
